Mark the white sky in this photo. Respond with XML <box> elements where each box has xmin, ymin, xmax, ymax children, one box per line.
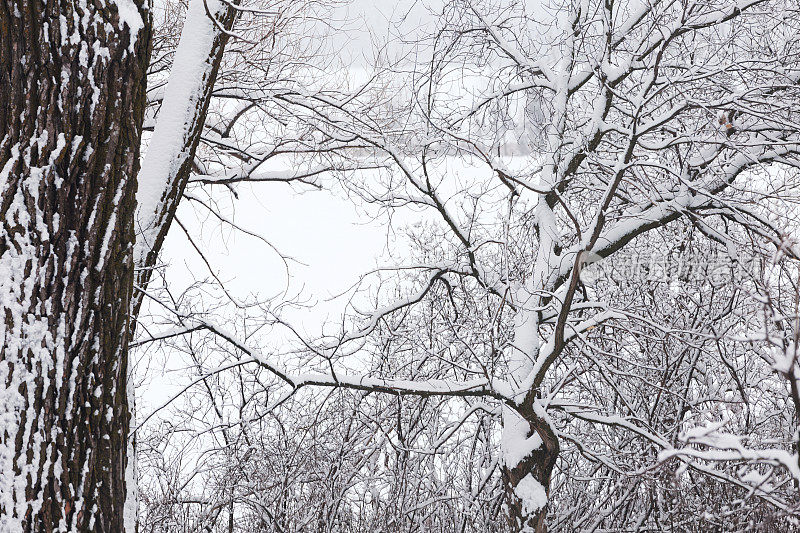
<box><xmin>328</xmin><ymin>0</ymin><xmax>441</xmax><ymax>66</ymax></box>
<box><xmin>153</xmin><ymin>0</ymin><xmax>461</xmax><ymax>329</ymax></box>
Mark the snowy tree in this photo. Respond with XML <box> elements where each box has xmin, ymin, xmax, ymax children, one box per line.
<box><xmin>131</xmin><ymin>0</ymin><xmax>800</xmax><ymax>527</ymax></box>
<box><xmin>258</xmin><ymin>0</ymin><xmax>800</xmax><ymax>530</ymax></box>
<box><xmin>0</xmin><ymin>0</ymin><xmax>151</xmax><ymax>529</ymax></box>
<box><xmin>5</xmin><ymin>0</ymin><xmax>800</xmax><ymax>531</ymax></box>
<box><xmin>0</xmin><ymin>0</ymin><xmax>337</xmax><ymax>529</ymax></box>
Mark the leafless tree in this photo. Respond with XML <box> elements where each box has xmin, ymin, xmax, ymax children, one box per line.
<box><xmin>207</xmin><ymin>0</ymin><xmax>800</xmax><ymax>530</ymax></box>
<box><xmin>7</xmin><ymin>0</ymin><xmax>799</xmax><ymax>530</ymax></box>
<box><xmin>0</xmin><ymin>0</ymin><xmax>352</xmax><ymax>529</ymax></box>
<box><xmin>0</xmin><ymin>0</ymin><xmax>151</xmax><ymax>528</ymax></box>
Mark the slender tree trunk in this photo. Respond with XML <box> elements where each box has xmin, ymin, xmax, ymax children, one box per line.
<box><xmin>503</xmin><ymin>285</ymin><xmax>560</xmax><ymax>533</ymax></box>
<box><xmin>124</xmin><ymin>2</ymin><xmax>238</xmax><ymax>526</ymax></box>
<box><xmin>0</xmin><ymin>0</ymin><xmax>150</xmax><ymax>530</ymax></box>
<box><xmin>501</xmin><ymin>403</ymin><xmax>559</xmax><ymax>533</ymax></box>
<box><xmin>132</xmin><ymin>0</ymin><xmax>239</xmax><ymax>320</ymax></box>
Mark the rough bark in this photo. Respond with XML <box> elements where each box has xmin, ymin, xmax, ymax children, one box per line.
<box><xmin>0</xmin><ymin>0</ymin><xmax>151</xmax><ymax>530</ymax></box>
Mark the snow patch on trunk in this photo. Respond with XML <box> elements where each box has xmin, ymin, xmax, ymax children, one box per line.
<box><xmin>135</xmin><ymin>0</ymin><xmax>222</xmax><ymax>263</ymax></box>
<box><xmin>515</xmin><ymin>473</ymin><xmax>548</xmax><ymax>515</ymax></box>
<box><xmin>501</xmin><ymin>406</ymin><xmax>542</xmax><ymax>467</ymax></box>
<box><xmin>113</xmin><ymin>0</ymin><xmax>144</xmax><ymax>50</ymax></box>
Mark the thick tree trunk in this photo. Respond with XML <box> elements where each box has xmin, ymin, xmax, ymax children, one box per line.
<box><xmin>0</xmin><ymin>0</ymin><xmax>150</xmax><ymax>530</ymax></box>
<box><xmin>502</xmin><ymin>403</ymin><xmax>559</xmax><ymax>533</ymax></box>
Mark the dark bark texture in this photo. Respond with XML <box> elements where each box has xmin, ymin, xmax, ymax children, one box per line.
<box><xmin>0</xmin><ymin>0</ymin><xmax>151</xmax><ymax>530</ymax></box>
<box><xmin>502</xmin><ymin>403</ymin><xmax>560</xmax><ymax>533</ymax></box>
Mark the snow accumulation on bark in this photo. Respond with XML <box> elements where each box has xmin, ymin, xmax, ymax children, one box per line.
<box><xmin>115</xmin><ymin>0</ymin><xmax>145</xmax><ymax>50</ymax></box>
<box><xmin>1</xmin><ymin>0</ymin><xmax>149</xmax><ymax>530</ymax></box>
<box><xmin>502</xmin><ymin>406</ymin><xmax>543</xmax><ymax>469</ymax></box>
<box><xmin>0</xmin><ymin>137</ymin><xmax>67</xmax><ymax>531</ymax></box>
<box><xmin>135</xmin><ymin>0</ymin><xmax>225</xmax><ymax>264</ymax></box>
<box><xmin>515</xmin><ymin>474</ymin><xmax>548</xmax><ymax>516</ymax></box>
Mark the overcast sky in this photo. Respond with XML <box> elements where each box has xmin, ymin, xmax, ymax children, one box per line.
<box><xmin>136</xmin><ymin>0</ymin><xmax>450</xmax><ymax>416</ymax></box>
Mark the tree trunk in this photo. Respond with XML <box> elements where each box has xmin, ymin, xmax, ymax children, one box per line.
<box><xmin>502</xmin><ymin>403</ymin><xmax>559</xmax><ymax>533</ymax></box>
<box><xmin>124</xmin><ymin>2</ymin><xmax>238</xmax><ymax>526</ymax></box>
<box><xmin>0</xmin><ymin>0</ymin><xmax>151</xmax><ymax>530</ymax></box>
<box><xmin>132</xmin><ymin>0</ymin><xmax>239</xmax><ymax>321</ymax></box>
